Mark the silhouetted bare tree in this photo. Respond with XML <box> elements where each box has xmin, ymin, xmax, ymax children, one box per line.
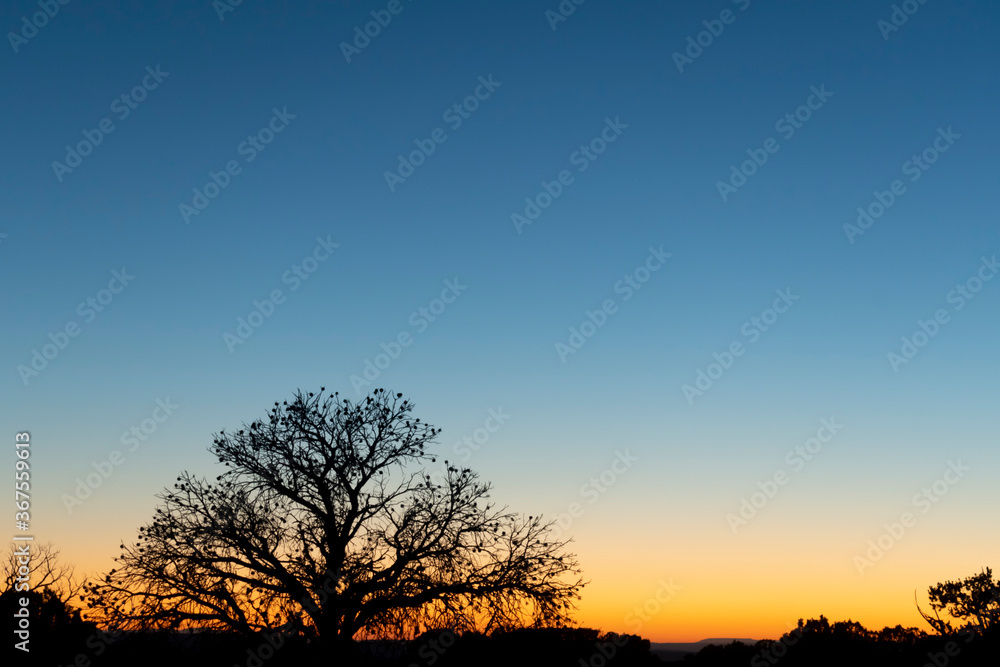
<box><xmin>2</xmin><ymin>542</ymin><xmax>81</xmax><ymax>604</ymax></box>
<box><xmin>2</xmin><ymin>541</ymin><xmax>93</xmax><ymax>662</ymax></box>
<box><xmin>86</xmin><ymin>389</ymin><xmax>583</xmax><ymax>644</ymax></box>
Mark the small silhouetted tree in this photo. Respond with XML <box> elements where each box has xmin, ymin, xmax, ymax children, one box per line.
<box><xmin>2</xmin><ymin>542</ymin><xmax>81</xmax><ymax>604</ymax></box>
<box><xmin>2</xmin><ymin>543</ymin><xmax>93</xmax><ymax>664</ymax></box>
<box><xmin>86</xmin><ymin>389</ymin><xmax>583</xmax><ymax>646</ymax></box>
<box><xmin>917</xmin><ymin>567</ymin><xmax>1000</xmax><ymax>634</ymax></box>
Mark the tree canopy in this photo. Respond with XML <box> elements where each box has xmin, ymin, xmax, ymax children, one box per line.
<box><xmin>918</xmin><ymin>567</ymin><xmax>1000</xmax><ymax>635</ymax></box>
<box><xmin>86</xmin><ymin>388</ymin><xmax>583</xmax><ymax>642</ymax></box>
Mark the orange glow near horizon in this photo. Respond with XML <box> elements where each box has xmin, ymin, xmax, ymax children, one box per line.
<box><xmin>46</xmin><ymin>527</ymin><xmax>995</xmax><ymax>644</ymax></box>
<box><xmin>37</xmin><ymin>466</ymin><xmax>999</xmax><ymax>644</ymax></box>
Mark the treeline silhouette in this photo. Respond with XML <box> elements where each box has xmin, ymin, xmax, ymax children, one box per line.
<box><xmin>678</xmin><ymin>617</ymin><xmax>998</xmax><ymax>666</ymax></box>
<box><xmin>4</xmin><ymin>611</ymin><xmax>661</xmax><ymax>667</ymax></box>
<box><xmin>5</xmin><ymin>563</ymin><xmax>1000</xmax><ymax>666</ymax></box>
<box><xmin>5</xmin><ymin>605</ymin><xmax>1000</xmax><ymax>667</ymax></box>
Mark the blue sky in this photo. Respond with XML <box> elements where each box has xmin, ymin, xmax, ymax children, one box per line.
<box><xmin>2</xmin><ymin>0</ymin><xmax>998</xmax><ymax>640</ymax></box>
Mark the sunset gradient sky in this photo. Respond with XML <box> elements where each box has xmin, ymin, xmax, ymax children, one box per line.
<box><xmin>3</xmin><ymin>0</ymin><xmax>999</xmax><ymax>642</ymax></box>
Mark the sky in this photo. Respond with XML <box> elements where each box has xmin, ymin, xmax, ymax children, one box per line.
<box><xmin>2</xmin><ymin>0</ymin><xmax>999</xmax><ymax>643</ymax></box>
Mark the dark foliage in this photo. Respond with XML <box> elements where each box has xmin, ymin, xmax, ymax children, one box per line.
<box><xmin>3</xmin><ymin>587</ymin><xmax>96</xmax><ymax>666</ymax></box>
<box><xmin>678</xmin><ymin>617</ymin><xmax>999</xmax><ymax>666</ymax></box>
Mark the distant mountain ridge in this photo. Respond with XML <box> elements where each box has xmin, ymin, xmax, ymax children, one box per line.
<box><xmin>650</xmin><ymin>638</ymin><xmax>758</xmax><ymax>661</ymax></box>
